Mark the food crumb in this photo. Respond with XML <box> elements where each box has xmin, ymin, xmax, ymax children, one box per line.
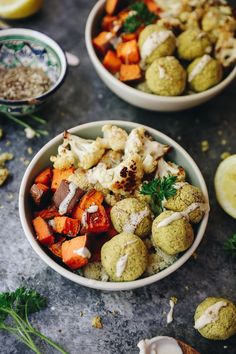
<box><xmin>7</xmin><ymin>193</ymin><xmax>13</xmax><ymax>200</ymax></box>
<box><xmin>220</xmin><ymin>152</ymin><xmax>231</xmax><ymax>160</ymax></box>
<box><xmin>192</xmin><ymin>252</ymin><xmax>198</xmax><ymax>260</ymax></box>
<box><xmin>5</xmin><ymin>140</ymin><xmax>11</xmax><ymax>147</ymax></box>
<box><xmin>201</xmin><ymin>140</ymin><xmax>209</xmax><ymax>152</ymax></box>
<box><xmin>0</xmin><ymin>168</ymin><xmax>9</xmax><ymax>186</ymax></box>
<box><xmin>221</xmin><ymin>139</ymin><xmax>227</xmax><ymax>146</ymax></box>
<box><xmin>92</xmin><ymin>316</ymin><xmax>103</xmax><ymax>329</ymax></box>
<box><xmin>218</xmin><ymin>130</ymin><xmax>223</xmax><ymax>136</ymax></box>
<box><xmin>170</xmin><ymin>296</ymin><xmax>178</xmax><ymax>304</ymax></box>
<box><xmin>79</xmin><ymin>311</ymin><xmax>84</xmax><ymax>317</ymax></box>
<box><xmin>27</xmin><ymin>147</ymin><xmax>33</xmax><ymax>155</ymax></box>
<box><xmin>185</xmin><ymin>285</ymin><xmax>189</xmax><ymax>291</ymax></box>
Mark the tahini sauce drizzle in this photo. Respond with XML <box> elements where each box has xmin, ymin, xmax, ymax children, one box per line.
<box><xmin>194</xmin><ymin>301</ymin><xmax>227</xmax><ymax>330</ymax></box>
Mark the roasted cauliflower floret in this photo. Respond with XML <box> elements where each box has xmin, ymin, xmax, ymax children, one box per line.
<box><xmin>86</xmin><ymin>153</ymin><xmax>144</xmax><ymax>195</ymax></box>
<box><xmin>125</xmin><ymin>128</ymin><xmax>170</xmax><ymax>174</ymax></box>
<box><xmin>67</xmin><ymin>168</ymin><xmax>93</xmax><ymax>191</ymax></box>
<box><xmin>50</xmin><ymin>132</ymin><xmax>105</xmax><ymax>170</ymax></box>
<box><xmin>156</xmin><ymin>158</ymin><xmax>186</xmax><ymax>182</ymax></box>
<box><xmin>215</xmin><ymin>31</ymin><xmax>236</xmax><ymax>67</ymax></box>
<box><xmin>202</xmin><ymin>6</ymin><xmax>236</xmax><ymax>36</ymax></box>
<box><xmin>97</xmin><ymin>124</ymin><xmax>128</xmax><ymax>151</ymax></box>
<box><xmin>99</xmin><ymin>150</ymin><xmax>123</xmax><ymax>169</ymax></box>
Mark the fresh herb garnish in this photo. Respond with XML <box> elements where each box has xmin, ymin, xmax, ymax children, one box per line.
<box><xmin>123</xmin><ymin>2</ymin><xmax>157</xmax><ymax>33</ymax></box>
<box><xmin>224</xmin><ymin>234</ymin><xmax>236</xmax><ymax>256</ymax></box>
<box><xmin>141</xmin><ymin>175</ymin><xmax>177</xmax><ymax>215</ymax></box>
<box><xmin>0</xmin><ymin>287</ymin><xmax>68</xmax><ymax>354</ymax></box>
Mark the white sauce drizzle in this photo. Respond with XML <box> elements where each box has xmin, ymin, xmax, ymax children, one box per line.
<box><xmin>123</xmin><ymin>209</ymin><xmax>150</xmax><ymax>234</ymax></box>
<box><xmin>141</xmin><ymin>30</ymin><xmax>174</xmax><ymax>60</ymax></box>
<box><xmin>173</xmin><ymin>182</ymin><xmax>188</xmax><ymax>190</ymax></box>
<box><xmin>116</xmin><ymin>254</ymin><xmax>129</xmax><ymax>278</ymax></box>
<box><xmin>188</xmin><ymin>54</ymin><xmax>211</xmax><ymax>82</ymax></box>
<box><xmin>167</xmin><ymin>299</ymin><xmax>175</xmax><ymax>324</ymax></box>
<box><xmin>194</xmin><ymin>301</ymin><xmax>227</xmax><ymax>330</ymax></box>
<box><xmin>87</xmin><ymin>205</ymin><xmax>98</xmax><ymax>213</ymax></box>
<box><xmin>157</xmin><ymin>202</ymin><xmax>208</xmax><ymax>228</ymax></box>
<box><xmin>58</xmin><ymin>182</ymin><xmax>77</xmax><ymax>215</ymax></box>
<box><xmin>73</xmin><ymin>247</ymin><xmax>91</xmax><ymax>259</ymax></box>
<box><xmin>137</xmin><ymin>336</ymin><xmax>183</xmax><ymax>354</ymax></box>
<box><xmin>158</xmin><ymin>65</ymin><xmax>166</xmax><ymax>78</ymax></box>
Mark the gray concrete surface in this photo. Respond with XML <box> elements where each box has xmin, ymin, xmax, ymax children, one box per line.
<box><xmin>0</xmin><ymin>1</ymin><xmax>236</xmax><ymax>353</ymax></box>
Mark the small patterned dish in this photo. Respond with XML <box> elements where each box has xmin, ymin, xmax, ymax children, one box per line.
<box><xmin>0</xmin><ymin>28</ymin><xmax>67</xmax><ymax>116</ymax></box>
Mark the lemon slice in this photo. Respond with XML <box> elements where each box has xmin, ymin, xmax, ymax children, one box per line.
<box><xmin>215</xmin><ymin>154</ymin><xmax>236</xmax><ymax>218</ymax></box>
<box><xmin>0</xmin><ymin>0</ymin><xmax>43</xmax><ymax>19</ymax></box>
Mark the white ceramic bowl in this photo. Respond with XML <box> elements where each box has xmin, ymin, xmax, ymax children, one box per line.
<box><xmin>85</xmin><ymin>0</ymin><xmax>236</xmax><ymax>112</ymax></box>
<box><xmin>19</xmin><ymin>120</ymin><xmax>209</xmax><ymax>291</ymax></box>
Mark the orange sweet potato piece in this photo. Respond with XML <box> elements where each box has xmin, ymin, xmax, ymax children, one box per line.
<box><xmin>121</xmin><ymin>32</ymin><xmax>138</xmax><ymax>42</ymax></box>
<box><xmin>35</xmin><ymin>167</ymin><xmax>52</xmax><ymax>186</ymax></box>
<box><xmin>144</xmin><ymin>0</ymin><xmax>161</xmax><ymax>14</ymax></box>
<box><xmin>119</xmin><ymin>64</ymin><xmax>142</xmax><ymax>82</ymax></box>
<box><xmin>93</xmin><ymin>31</ymin><xmax>113</xmax><ymax>56</ymax></box>
<box><xmin>53</xmin><ymin>216</ymin><xmax>80</xmax><ymax>237</ymax></box>
<box><xmin>51</xmin><ymin>167</ymin><xmax>75</xmax><ymax>192</ymax></box>
<box><xmin>71</xmin><ymin>206</ymin><xmax>84</xmax><ymax>220</ymax></box>
<box><xmin>35</xmin><ymin>205</ymin><xmax>60</xmax><ymax>220</ymax></box>
<box><xmin>105</xmin><ymin>0</ymin><xmax>119</xmax><ymax>15</ymax></box>
<box><xmin>62</xmin><ymin>235</ymin><xmax>90</xmax><ymax>270</ymax></box>
<box><xmin>32</xmin><ymin>216</ymin><xmax>55</xmax><ymax>246</ymax></box>
<box><xmin>102</xmin><ymin>15</ymin><xmax>117</xmax><ymax>31</ymax></box>
<box><xmin>117</xmin><ymin>40</ymin><xmax>140</xmax><ymax>64</ymax></box>
<box><xmin>103</xmin><ymin>50</ymin><xmax>121</xmax><ymax>74</ymax></box>
<box><xmin>79</xmin><ymin>189</ymin><xmax>104</xmax><ymax>210</ymax></box>
<box><xmin>48</xmin><ymin>236</ymin><xmax>66</xmax><ymax>258</ymax></box>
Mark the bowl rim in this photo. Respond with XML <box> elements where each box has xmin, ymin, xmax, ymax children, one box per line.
<box><xmin>85</xmin><ymin>0</ymin><xmax>236</xmax><ymax>103</ymax></box>
<box><xmin>19</xmin><ymin>120</ymin><xmax>209</xmax><ymax>291</ymax></box>
<box><xmin>0</xmin><ymin>28</ymin><xmax>67</xmax><ymax>105</ymax></box>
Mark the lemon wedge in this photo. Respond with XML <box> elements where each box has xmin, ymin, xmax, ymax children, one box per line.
<box><xmin>0</xmin><ymin>0</ymin><xmax>43</xmax><ymax>19</ymax></box>
<box><xmin>215</xmin><ymin>154</ymin><xmax>236</xmax><ymax>218</ymax></box>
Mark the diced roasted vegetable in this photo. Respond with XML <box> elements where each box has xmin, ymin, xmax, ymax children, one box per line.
<box><xmin>32</xmin><ymin>216</ymin><xmax>55</xmax><ymax>246</ymax></box>
<box><xmin>102</xmin><ymin>15</ymin><xmax>117</xmax><ymax>31</ymax></box>
<box><xmin>105</xmin><ymin>0</ymin><xmax>120</xmax><ymax>15</ymax></box>
<box><xmin>93</xmin><ymin>31</ymin><xmax>113</xmax><ymax>55</ymax></box>
<box><xmin>51</xmin><ymin>167</ymin><xmax>75</xmax><ymax>192</ymax></box>
<box><xmin>34</xmin><ymin>205</ymin><xmax>60</xmax><ymax>220</ymax></box>
<box><xmin>61</xmin><ymin>235</ymin><xmax>90</xmax><ymax>269</ymax></box>
<box><xmin>30</xmin><ymin>183</ymin><xmax>49</xmax><ymax>206</ymax></box>
<box><xmin>34</xmin><ymin>167</ymin><xmax>52</xmax><ymax>187</ymax></box>
<box><xmin>79</xmin><ymin>189</ymin><xmax>104</xmax><ymax>210</ymax></box>
<box><xmin>119</xmin><ymin>64</ymin><xmax>142</xmax><ymax>81</ymax></box>
<box><xmin>53</xmin><ymin>180</ymin><xmax>85</xmax><ymax>215</ymax></box>
<box><xmin>103</xmin><ymin>50</ymin><xmax>121</xmax><ymax>74</ymax></box>
<box><xmin>117</xmin><ymin>39</ymin><xmax>140</xmax><ymax>64</ymax></box>
<box><xmin>48</xmin><ymin>236</ymin><xmax>66</xmax><ymax>258</ymax></box>
<box><xmin>53</xmin><ymin>216</ymin><xmax>80</xmax><ymax>237</ymax></box>
<box><xmin>82</xmin><ymin>204</ymin><xmax>110</xmax><ymax>234</ymax></box>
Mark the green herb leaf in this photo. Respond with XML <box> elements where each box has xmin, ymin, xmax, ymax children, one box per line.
<box><xmin>141</xmin><ymin>175</ymin><xmax>177</xmax><ymax>215</ymax></box>
<box><xmin>123</xmin><ymin>1</ymin><xmax>157</xmax><ymax>33</ymax></box>
<box><xmin>224</xmin><ymin>234</ymin><xmax>236</xmax><ymax>256</ymax></box>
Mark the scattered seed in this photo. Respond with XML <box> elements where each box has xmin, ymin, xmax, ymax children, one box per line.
<box><xmin>201</xmin><ymin>140</ymin><xmax>209</xmax><ymax>152</ymax></box>
<box><xmin>220</xmin><ymin>152</ymin><xmax>231</xmax><ymax>160</ymax></box>
<box><xmin>92</xmin><ymin>316</ymin><xmax>103</xmax><ymax>329</ymax></box>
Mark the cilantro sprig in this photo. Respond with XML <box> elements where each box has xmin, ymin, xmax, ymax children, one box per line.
<box><xmin>0</xmin><ymin>287</ymin><xmax>68</xmax><ymax>354</ymax></box>
<box><xmin>141</xmin><ymin>175</ymin><xmax>177</xmax><ymax>215</ymax></box>
<box><xmin>224</xmin><ymin>234</ymin><xmax>236</xmax><ymax>256</ymax></box>
<box><xmin>123</xmin><ymin>2</ymin><xmax>157</xmax><ymax>33</ymax></box>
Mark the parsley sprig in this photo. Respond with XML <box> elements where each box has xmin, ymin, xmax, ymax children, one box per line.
<box><xmin>224</xmin><ymin>234</ymin><xmax>236</xmax><ymax>256</ymax></box>
<box><xmin>123</xmin><ymin>2</ymin><xmax>157</xmax><ymax>33</ymax></box>
<box><xmin>141</xmin><ymin>175</ymin><xmax>177</xmax><ymax>215</ymax></box>
<box><xmin>0</xmin><ymin>287</ymin><xmax>68</xmax><ymax>354</ymax></box>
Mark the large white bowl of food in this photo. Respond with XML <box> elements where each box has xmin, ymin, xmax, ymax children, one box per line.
<box><xmin>85</xmin><ymin>0</ymin><xmax>236</xmax><ymax>111</ymax></box>
<box><xmin>19</xmin><ymin>120</ymin><xmax>209</xmax><ymax>291</ymax></box>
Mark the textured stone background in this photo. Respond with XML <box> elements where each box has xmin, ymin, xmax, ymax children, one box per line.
<box><xmin>0</xmin><ymin>1</ymin><xmax>236</xmax><ymax>353</ymax></box>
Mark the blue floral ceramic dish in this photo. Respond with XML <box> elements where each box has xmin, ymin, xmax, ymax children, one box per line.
<box><xmin>0</xmin><ymin>28</ymin><xmax>67</xmax><ymax>115</ymax></box>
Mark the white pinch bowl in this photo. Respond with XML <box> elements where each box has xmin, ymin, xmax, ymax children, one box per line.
<box><xmin>85</xmin><ymin>0</ymin><xmax>236</xmax><ymax>112</ymax></box>
<box><xmin>19</xmin><ymin>120</ymin><xmax>209</xmax><ymax>291</ymax></box>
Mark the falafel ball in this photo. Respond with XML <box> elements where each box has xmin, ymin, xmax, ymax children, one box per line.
<box><xmin>101</xmin><ymin>232</ymin><xmax>148</xmax><ymax>281</ymax></box>
<box><xmin>194</xmin><ymin>297</ymin><xmax>236</xmax><ymax>340</ymax></box>
<box><xmin>152</xmin><ymin>211</ymin><xmax>194</xmax><ymax>255</ymax></box>
<box><xmin>164</xmin><ymin>183</ymin><xmax>206</xmax><ymax>223</ymax></box>
<box><xmin>138</xmin><ymin>25</ymin><xmax>176</xmax><ymax>65</ymax></box>
<box><xmin>187</xmin><ymin>55</ymin><xmax>223</xmax><ymax>92</ymax></box>
<box><xmin>83</xmin><ymin>262</ymin><xmax>109</xmax><ymax>281</ymax></box>
<box><xmin>177</xmin><ymin>29</ymin><xmax>212</xmax><ymax>61</ymax></box>
<box><xmin>110</xmin><ymin>198</ymin><xmax>152</xmax><ymax>238</ymax></box>
<box><xmin>146</xmin><ymin>56</ymin><xmax>186</xmax><ymax>96</ymax></box>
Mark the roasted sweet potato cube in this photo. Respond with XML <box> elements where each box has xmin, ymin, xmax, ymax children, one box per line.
<box><xmin>48</xmin><ymin>236</ymin><xmax>66</xmax><ymax>258</ymax></box>
<box><xmin>32</xmin><ymin>216</ymin><xmax>55</xmax><ymax>246</ymax></box>
<box><xmin>117</xmin><ymin>40</ymin><xmax>140</xmax><ymax>64</ymax></box>
<box><xmin>144</xmin><ymin>0</ymin><xmax>161</xmax><ymax>14</ymax></box>
<box><xmin>79</xmin><ymin>189</ymin><xmax>104</xmax><ymax>210</ymax></box>
<box><xmin>30</xmin><ymin>183</ymin><xmax>49</xmax><ymax>206</ymax></box>
<box><xmin>102</xmin><ymin>15</ymin><xmax>117</xmax><ymax>31</ymax></box>
<box><xmin>62</xmin><ymin>235</ymin><xmax>90</xmax><ymax>270</ymax></box>
<box><xmin>119</xmin><ymin>64</ymin><xmax>142</xmax><ymax>82</ymax></box>
<box><xmin>34</xmin><ymin>205</ymin><xmax>60</xmax><ymax>220</ymax></box>
<box><xmin>105</xmin><ymin>0</ymin><xmax>120</xmax><ymax>15</ymax></box>
<box><xmin>51</xmin><ymin>168</ymin><xmax>75</xmax><ymax>192</ymax></box>
<box><xmin>53</xmin><ymin>180</ymin><xmax>84</xmax><ymax>215</ymax></box>
<box><xmin>53</xmin><ymin>216</ymin><xmax>80</xmax><ymax>237</ymax></box>
<box><xmin>121</xmin><ymin>32</ymin><xmax>138</xmax><ymax>42</ymax></box>
<box><xmin>93</xmin><ymin>31</ymin><xmax>113</xmax><ymax>56</ymax></box>
<box><xmin>35</xmin><ymin>167</ymin><xmax>52</xmax><ymax>186</ymax></box>
<box><xmin>103</xmin><ymin>50</ymin><xmax>121</xmax><ymax>74</ymax></box>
